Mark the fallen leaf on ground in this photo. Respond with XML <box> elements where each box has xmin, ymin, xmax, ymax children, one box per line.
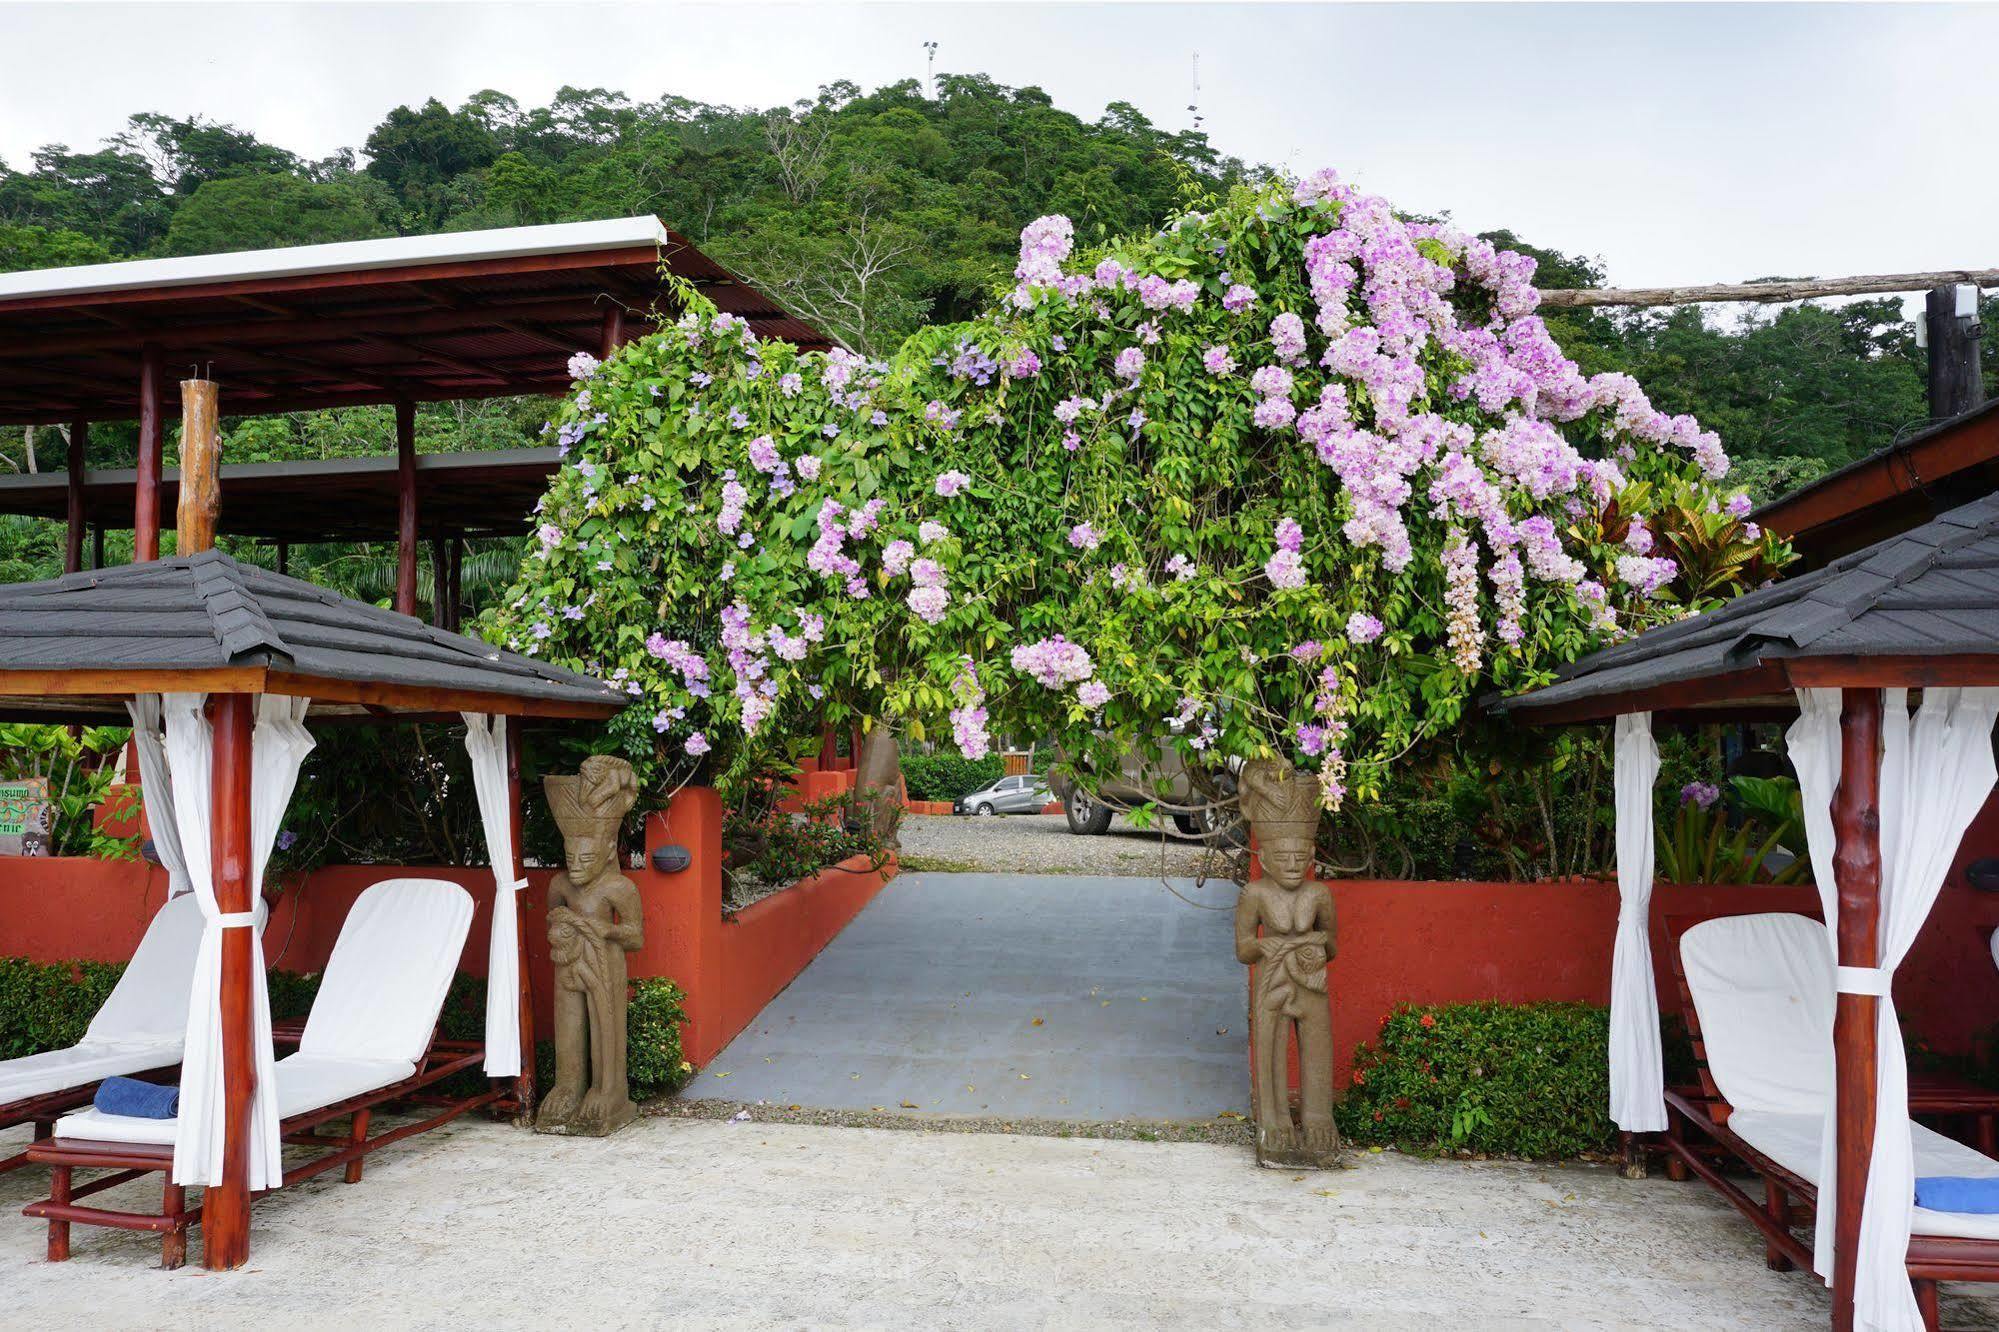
<box><xmin>900</xmin><ymin>1101</ymin><xmax>919</xmax><ymax>1109</ymax></box>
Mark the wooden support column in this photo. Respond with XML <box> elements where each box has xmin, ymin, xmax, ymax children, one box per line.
<box><xmin>62</xmin><ymin>419</ymin><xmax>87</xmax><ymax>574</ymax></box>
<box><xmin>176</xmin><ymin>380</ymin><xmax>221</xmax><ymax>552</ymax></box>
<box><xmin>135</xmin><ymin>344</ymin><xmax>163</xmax><ymax>561</ymax></box>
<box><xmin>90</xmin><ymin>526</ymin><xmax>104</xmax><ymax>571</ymax></box>
<box><xmin>600</xmin><ymin>305</ymin><xmax>627</xmax><ymax>359</ymax></box>
<box><xmin>1830</xmin><ymin>686</ymin><xmax>1884</xmax><ymax>1332</ymax></box>
<box><xmin>506</xmin><ymin>720</ymin><xmax>537</xmax><ymax>1121</ymax></box>
<box><xmin>204</xmin><ymin>692</ymin><xmax>257</xmax><ymax>1271</ymax></box>
<box><xmin>394</xmin><ymin>400</ymin><xmax>418</xmax><ymax>616</ymax></box>
<box><xmin>274</xmin><ymin>541</ymin><xmax>288</xmax><ymax>576</ymax></box>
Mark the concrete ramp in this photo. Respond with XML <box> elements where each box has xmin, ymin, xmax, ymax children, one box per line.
<box><xmin>682</xmin><ymin>872</ymin><xmax>1248</xmax><ymax>1122</ymax></box>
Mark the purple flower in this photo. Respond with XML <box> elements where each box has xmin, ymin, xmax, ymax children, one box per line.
<box><xmin>1201</xmin><ymin>345</ymin><xmax>1236</xmax><ymax>376</ymax></box>
<box><xmin>567</xmin><ymin>351</ymin><xmax>600</xmax><ymax>380</ymax></box>
<box><xmin>685</xmin><ymin>732</ymin><xmax>711</xmax><ymax>756</ymax></box>
<box><xmin>797</xmin><ymin>454</ymin><xmax>823</xmax><ymax>482</ymax></box>
<box><xmin>1114</xmin><ymin>346</ymin><xmax>1146</xmax><ymax>382</ymax></box>
<box><xmin>1345</xmin><ymin>613</ymin><xmax>1385</xmax><ymax>645</ymax></box>
<box><xmin>1680</xmin><ymin>781</ymin><xmax>1721</xmax><ymax>810</ymax></box>
<box><xmin>276</xmin><ymin>830</ymin><xmax>298</xmax><ymax>852</ymax></box>
<box><xmin>1068</xmin><ymin>522</ymin><xmax>1100</xmax><ymax>551</ymax></box>
<box><xmin>934</xmin><ymin>471</ymin><xmax>971</xmax><ymax>498</ymax></box>
<box><xmin>1077</xmin><ymin>680</ymin><xmax>1111</xmax><ymax>709</ymax></box>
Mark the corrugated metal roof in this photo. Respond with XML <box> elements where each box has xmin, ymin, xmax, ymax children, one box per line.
<box><xmin>1494</xmin><ymin>490</ymin><xmax>1999</xmax><ymax>718</ymax></box>
<box><xmin>0</xmin><ymin>549</ymin><xmax>624</xmax><ymax>712</ymax></box>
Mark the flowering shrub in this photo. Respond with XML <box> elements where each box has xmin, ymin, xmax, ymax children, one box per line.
<box><xmin>496</xmin><ymin>169</ymin><xmax>1786</xmax><ymax>821</ymax></box>
<box><xmin>914</xmin><ymin>172</ymin><xmax>1786</xmax><ymax>808</ymax></box>
<box><xmin>488</xmin><ymin>301</ymin><xmax>986</xmax><ymax>801</ymax></box>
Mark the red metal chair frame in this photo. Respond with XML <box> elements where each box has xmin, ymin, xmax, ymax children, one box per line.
<box><xmin>21</xmin><ymin>1033</ymin><xmax>499</xmax><ymax>1269</ymax></box>
<box><xmin>1660</xmin><ymin>918</ymin><xmax>1999</xmax><ymax>1332</ymax></box>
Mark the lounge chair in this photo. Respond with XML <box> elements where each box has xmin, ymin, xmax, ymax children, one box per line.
<box><xmin>1663</xmin><ymin>912</ymin><xmax>1999</xmax><ymax>1328</ymax></box>
<box><xmin>0</xmin><ymin>894</ymin><xmax>205</xmax><ymax>1175</ymax></box>
<box><xmin>24</xmin><ymin>878</ymin><xmax>498</xmax><ymax>1268</ymax></box>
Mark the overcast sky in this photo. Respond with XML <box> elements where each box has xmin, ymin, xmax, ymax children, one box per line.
<box><xmin>0</xmin><ymin>2</ymin><xmax>1992</xmax><ymax>292</ymax></box>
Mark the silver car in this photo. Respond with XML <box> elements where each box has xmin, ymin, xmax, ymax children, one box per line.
<box><xmin>955</xmin><ymin>773</ymin><xmax>1051</xmax><ymax>816</ymax></box>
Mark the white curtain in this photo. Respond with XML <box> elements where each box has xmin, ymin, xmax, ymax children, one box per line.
<box><xmin>463</xmin><ymin>713</ymin><xmax>525</xmax><ymax>1077</ymax></box>
<box><xmin>1610</xmin><ymin>712</ymin><xmax>1666</xmax><ymax>1132</ymax></box>
<box><xmin>126</xmin><ymin>695</ymin><xmax>191</xmax><ymax>898</ymax></box>
<box><xmin>1787</xmin><ymin>686</ymin><xmax>1999</xmax><ymax>1332</ymax></box>
<box><xmin>164</xmin><ymin>692</ymin><xmax>315</xmax><ymax>1193</ymax></box>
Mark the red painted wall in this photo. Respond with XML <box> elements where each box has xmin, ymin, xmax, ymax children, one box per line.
<box><xmin>0</xmin><ymin>786</ymin><xmax>896</xmax><ymax>1068</ymax></box>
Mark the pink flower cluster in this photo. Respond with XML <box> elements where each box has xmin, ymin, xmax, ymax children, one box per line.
<box><xmin>1264</xmin><ymin>518</ymin><xmax>1307</xmax><ymax>590</ymax></box>
<box><xmin>949</xmin><ymin>658</ymin><xmax>991</xmax><ymax>760</ymax></box>
<box><xmin>1011</xmin><ymin>635</ymin><xmax>1096</xmax><ymax>690</ymax></box>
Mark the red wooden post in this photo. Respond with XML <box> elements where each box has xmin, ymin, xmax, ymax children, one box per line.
<box><xmin>1830</xmin><ymin>686</ymin><xmax>1884</xmax><ymax>1332</ymax></box>
<box><xmin>63</xmin><ymin>419</ymin><xmax>86</xmax><ymax>574</ymax></box>
<box><xmin>600</xmin><ymin>305</ymin><xmax>627</xmax><ymax>358</ymax></box>
<box><xmin>203</xmin><ymin>692</ymin><xmax>257</xmax><ymax>1271</ymax></box>
<box><xmin>394</xmin><ymin>400</ymin><xmax>418</xmax><ymax>616</ymax></box>
<box><xmin>135</xmin><ymin>344</ymin><xmax>163</xmax><ymax>561</ymax></box>
<box><xmin>507</xmin><ymin>720</ymin><xmax>537</xmax><ymax>1120</ymax></box>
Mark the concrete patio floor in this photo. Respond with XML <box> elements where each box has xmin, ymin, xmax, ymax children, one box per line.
<box><xmin>6</xmin><ymin>1114</ymin><xmax>1995</xmax><ymax>1329</ymax></box>
<box><xmin>689</xmin><ymin>871</ymin><xmax>1249</xmax><ymax>1121</ymax></box>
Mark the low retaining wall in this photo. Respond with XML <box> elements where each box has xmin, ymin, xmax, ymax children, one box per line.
<box><xmin>0</xmin><ymin>785</ymin><xmax>896</xmax><ymax>1068</ymax></box>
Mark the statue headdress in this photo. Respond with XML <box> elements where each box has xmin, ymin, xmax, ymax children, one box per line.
<box><xmin>543</xmin><ymin>755</ymin><xmax>638</xmax><ymax>841</ymax></box>
<box><xmin>1239</xmin><ymin>760</ymin><xmax>1321</xmax><ymax>839</ymax></box>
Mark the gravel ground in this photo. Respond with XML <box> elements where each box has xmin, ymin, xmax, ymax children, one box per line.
<box><xmin>897</xmin><ymin>811</ymin><xmax>1242</xmax><ymax>879</ymax></box>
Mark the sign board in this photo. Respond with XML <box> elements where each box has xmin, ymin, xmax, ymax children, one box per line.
<box><xmin>0</xmin><ymin>778</ymin><xmax>51</xmax><ymax>856</ymax></box>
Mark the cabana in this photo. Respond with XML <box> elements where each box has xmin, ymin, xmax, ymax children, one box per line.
<box><xmin>0</xmin><ymin>547</ymin><xmax>622</xmax><ymax>1269</ymax></box>
<box><xmin>1496</xmin><ymin>491</ymin><xmax>1999</xmax><ymax>1331</ymax></box>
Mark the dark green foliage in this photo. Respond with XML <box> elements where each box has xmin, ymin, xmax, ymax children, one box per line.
<box><xmin>899</xmin><ymin>752</ymin><xmax>1004</xmax><ymax>802</ymax></box>
<box><xmin>627</xmin><ymin>977</ymin><xmax>693</xmax><ymax>1100</ymax></box>
<box><xmin>1338</xmin><ymin>1002</ymin><xmax>1614</xmax><ymax>1159</ymax></box>
<box><xmin>0</xmin><ymin>958</ymin><xmax>123</xmax><ymax>1060</ymax></box>
<box><xmin>723</xmin><ymin>791</ymin><xmax>890</xmax><ymax>890</ymax></box>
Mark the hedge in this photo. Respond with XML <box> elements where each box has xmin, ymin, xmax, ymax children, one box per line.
<box><xmin>1338</xmin><ymin>1001</ymin><xmax>1615</xmax><ymax>1159</ymax></box>
<box><xmin>2</xmin><ymin>957</ymin><xmax>694</xmax><ymax>1103</ymax></box>
<box><xmin>900</xmin><ymin>753</ymin><xmax>1005</xmax><ymax>802</ymax></box>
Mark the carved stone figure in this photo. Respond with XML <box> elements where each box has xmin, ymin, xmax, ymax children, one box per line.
<box><xmin>537</xmin><ymin>755</ymin><xmax>643</xmax><ymax>1136</ymax></box>
<box><xmin>1235</xmin><ymin>759</ymin><xmax>1340</xmax><ymax>1168</ymax></box>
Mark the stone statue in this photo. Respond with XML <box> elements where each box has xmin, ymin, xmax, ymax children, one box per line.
<box><xmin>1235</xmin><ymin>759</ymin><xmax>1340</xmax><ymax>1168</ymax></box>
<box><xmin>537</xmin><ymin>755</ymin><xmax>643</xmax><ymax>1136</ymax></box>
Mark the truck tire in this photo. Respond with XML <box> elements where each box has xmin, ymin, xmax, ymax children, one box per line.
<box><xmin>1065</xmin><ymin>789</ymin><xmax>1113</xmax><ymax>835</ymax></box>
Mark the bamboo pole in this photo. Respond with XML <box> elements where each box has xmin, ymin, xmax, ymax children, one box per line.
<box><xmin>176</xmin><ymin>380</ymin><xmax>221</xmax><ymax>553</ymax></box>
<box><xmin>1540</xmin><ymin>269</ymin><xmax>1999</xmax><ymax>310</ymax></box>
<box><xmin>134</xmin><ymin>345</ymin><xmax>163</xmax><ymax>561</ymax></box>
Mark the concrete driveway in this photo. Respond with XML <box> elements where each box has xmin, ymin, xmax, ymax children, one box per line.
<box><xmin>686</xmin><ymin>870</ymin><xmax>1249</xmax><ymax>1121</ymax></box>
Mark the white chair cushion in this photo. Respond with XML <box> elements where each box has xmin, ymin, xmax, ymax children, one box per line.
<box><xmin>1680</xmin><ymin>913</ymin><xmax>1835</xmax><ymax>1114</ymax></box>
<box><xmin>299</xmin><ymin>879</ymin><xmax>472</xmax><ymax>1065</ymax></box>
<box><xmin>55</xmin><ymin>1053</ymin><xmax>414</xmax><ymax>1147</ymax></box>
<box><xmin>1731</xmin><ymin>1109</ymin><xmax>1999</xmax><ymax>1241</ymax></box>
<box><xmin>0</xmin><ymin>1043</ymin><xmax>179</xmax><ymax>1109</ymax></box>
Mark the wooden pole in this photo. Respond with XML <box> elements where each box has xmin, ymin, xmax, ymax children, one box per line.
<box><xmin>506</xmin><ymin>721</ymin><xmax>537</xmax><ymax>1121</ymax></box>
<box><xmin>394</xmin><ymin>400</ymin><xmax>418</xmax><ymax>616</ymax></box>
<box><xmin>176</xmin><ymin>379</ymin><xmax>221</xmax><ymax>553</ymax></box>
<box><xmin>600</xmin><ymin>305</ymin><xmax>627</xmax><ymax>359</ymax></box>
<box><xmin>1925</xmin><ymin>284</ymin><xmax>1987</xmax><ymax>422</ymax></box>
<box><xmin>62</xmin><ymin>419</ymin><xmax>86</xmax><ymax>575</ymax></box>
<box><xmin>274</xmin><ymin>541</ymin><xmax>288</xmax><ymax>576</ymax></box>
<box><xmin>1539</xmin><ymin>268</ymin><xmax>1999</xmax><ymax>310</ymax></box>
<box><xmin>90</xmin><ymin>526</ymin><xmax>104</xmax><ymax>571</ymax></box>
<box><xmin>134</xmin><ymin>344</ymin><xmax>163</xmax><ymax>561</ymax></box>
<box><xmin>203</xmin><ymin>692</ymin><xmax>257</xmax><ymax>1271</ymax></box>
<box><xmin>1830</xmin><ymin>686</ymin><xmax>1884</xmax><ymax>1332</ymax></box>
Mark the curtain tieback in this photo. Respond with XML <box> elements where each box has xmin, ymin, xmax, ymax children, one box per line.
<box><xmin>215</xmin><ymin>911</ymin><xmax>259</xmax><ymax>929</ymax></box>
<box><xmin>1835</xmin><ymin>965</ymin><xmax>1893</xmax><ymax>996</ymax></box>
<box><xmin>505</xmin><ymin>876</ymin><xmax>529</xmax><ymax>893</ymax></box>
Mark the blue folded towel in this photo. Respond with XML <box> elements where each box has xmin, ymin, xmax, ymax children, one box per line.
<box><xmin>1914</xmin><ymin>1177</ymin><xmax>1999</xmax><ymax>1214</ymax></box>
<box><xmin>93</xmin><ymin>1076</ymin><xmax>179</xmax><ymax>1119</ymax></box>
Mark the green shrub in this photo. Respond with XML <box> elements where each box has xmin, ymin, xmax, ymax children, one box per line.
<box><xmin>627</xmin><ymin>977</ymin><xmax>693</xmax><ymax>1100</ymax></box>
<box><xmin>1337</xmin><ymin>1001</ymin><xmax>1614</xmax><ymax>1159</ymax></box>
<box><xmin>900</xmin><ymin>753</ymin><xmax>1004</xmax><ymax>803</ymax></box>
<box><xmin>0</xmin><ymin>956</ymin><xmax>696</xmax><ymax>1103</ymax></box>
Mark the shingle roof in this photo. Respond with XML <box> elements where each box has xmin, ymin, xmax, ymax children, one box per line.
<box><xmin>0</xmin><ymin>549</ymin><xmax>624</xmax><ymax>716</ymax></box>
<box><xmin>1494</xmin><ymin>490</ymin><xmax>1999</xmax><ymax>719</ymax></box>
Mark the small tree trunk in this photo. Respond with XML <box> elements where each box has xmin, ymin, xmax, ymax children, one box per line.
<box><xmin>854</xmin><ymin>723</ymin><xmax>903</xmax><ymax>851</ymax></box>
